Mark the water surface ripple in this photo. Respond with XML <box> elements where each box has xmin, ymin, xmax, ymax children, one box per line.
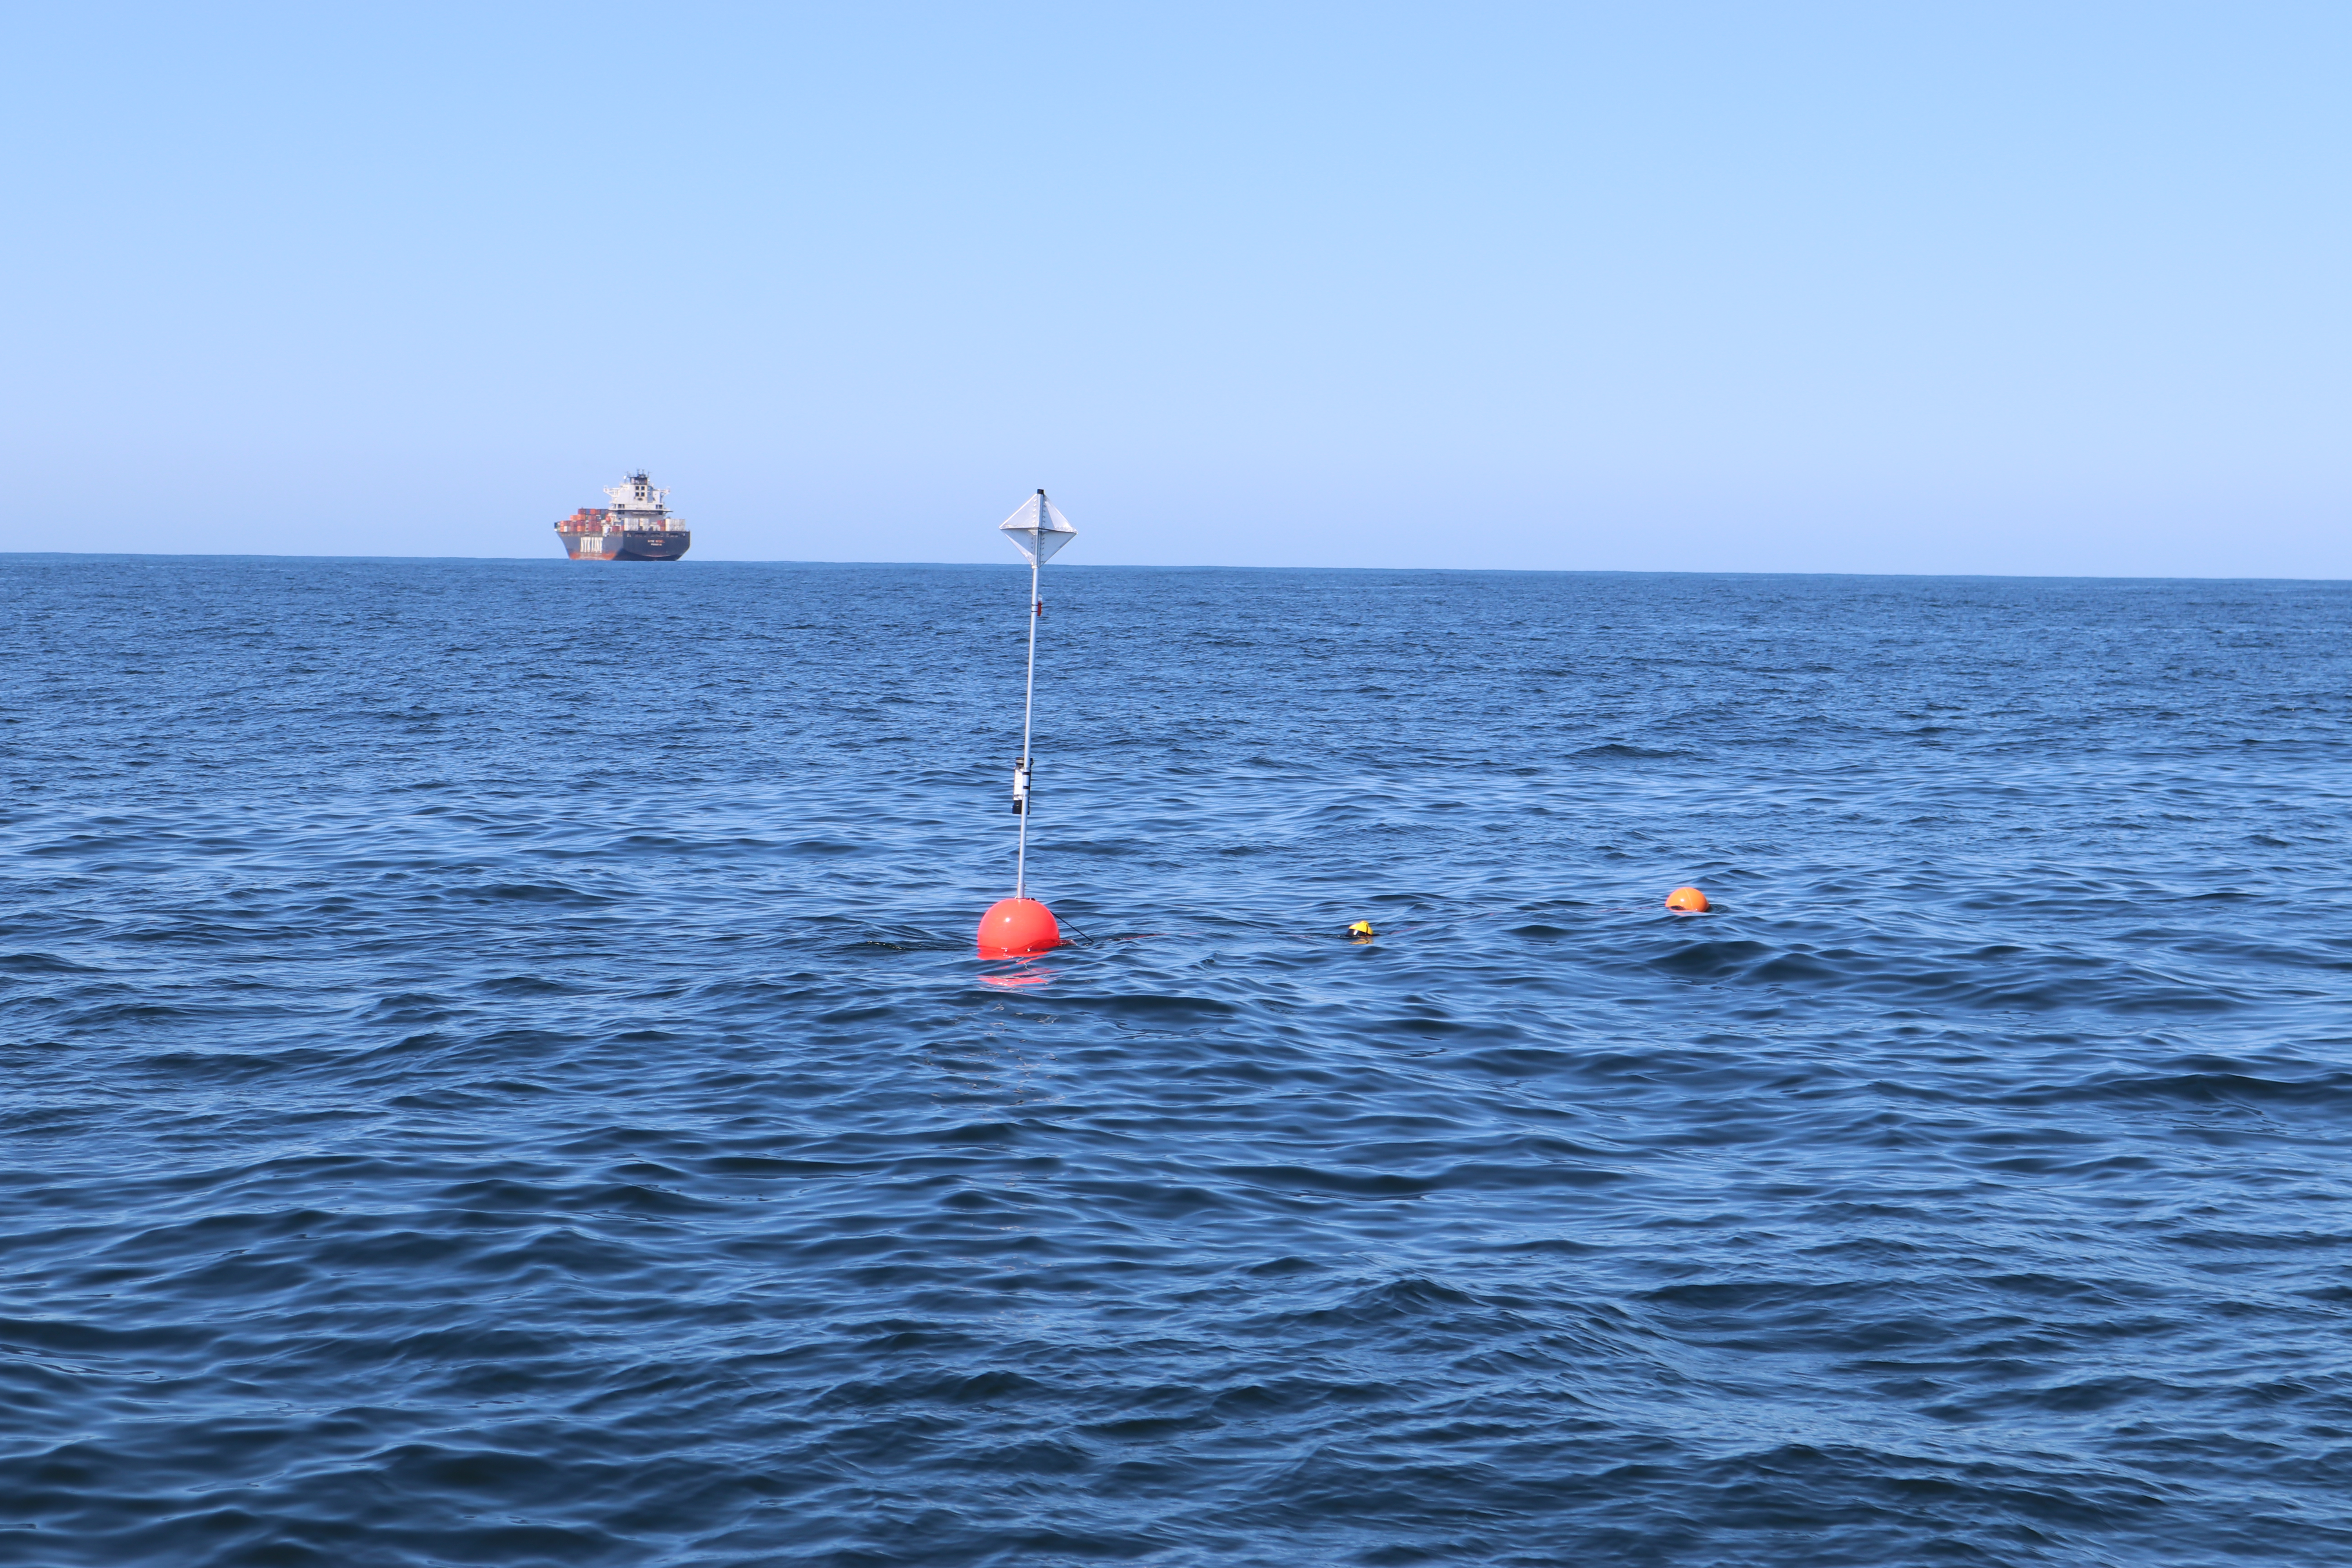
<box><xmin>3</xmin><ymin>559</ymin><xmax>2349</xmax><ymax>1566</ymax></box>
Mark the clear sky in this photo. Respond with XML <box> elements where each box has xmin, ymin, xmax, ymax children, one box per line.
<box><xmin>6</xmin><ymin>3</ymin><xmax>2346</xmax><ymax>575</ymax></box>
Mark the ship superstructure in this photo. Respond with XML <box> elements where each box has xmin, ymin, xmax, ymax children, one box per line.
<box><xmin>555</xmin><ymin>472</ymin><xmax>692</xmax><ymax>561</ymax></box>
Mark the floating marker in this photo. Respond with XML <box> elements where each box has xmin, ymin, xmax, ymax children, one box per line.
<box><xmin>980</xmin><ymin>897</ymin><xmax>1061</xmax><ymax>957</ymax></box>
<box><xmin>977</xmin><ymin>490</ymin><xmax>1079</xmax><ymax>958</ymax></box>
<box><xmin>1665</xmin><ymin>886</ymin><xmax>1710</xmax><ymax>912</ymax></box>
<box><xmin>1347</xmin><ymin>920</ymin><xmax>1376</xmax><ymax>940</ymax></box>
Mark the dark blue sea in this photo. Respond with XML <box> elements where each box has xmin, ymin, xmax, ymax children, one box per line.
<box><xmin>4</xmin><ymin>557</ymin><xmax>2349</xmax><ymax>1567</ymax></box>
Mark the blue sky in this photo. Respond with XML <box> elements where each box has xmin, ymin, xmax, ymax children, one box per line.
<box><xmin>5</xmin><ymin>2</ymin><xmax>2346</xmax><ymax>575</ymax></box>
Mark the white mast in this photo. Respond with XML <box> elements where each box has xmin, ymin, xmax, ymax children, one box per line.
<box><xmin>1018</xmin><ymin>536</ymin><xmax>1040</xmax><ymax>897</ymax></box>
<box><xmin>997</xmin><ymin>490</ymin><xmax>1078</xmax><ymax>901</ymax></box>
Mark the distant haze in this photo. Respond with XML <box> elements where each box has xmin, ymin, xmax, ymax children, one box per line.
<box><xmin>5</xmin><ymin>3</ymin><xmax>2346</xmax><ymax>577</ymax></box>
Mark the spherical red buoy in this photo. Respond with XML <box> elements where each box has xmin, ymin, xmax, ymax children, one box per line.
<box><xmin>1664</xmin><ymin>886</ymin><xmax>1710</xmax><ymax>912</ymax></box>
<box><xmin>978</xmin><ymin>897</ymin><xmax>1060</xmax><ymax>956</ymax></box>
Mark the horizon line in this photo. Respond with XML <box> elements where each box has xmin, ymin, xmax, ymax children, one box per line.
<box><xmin>1</xmin><ymin>550</ymin><xmax>2346</xmax><ymax>586</ymax></box>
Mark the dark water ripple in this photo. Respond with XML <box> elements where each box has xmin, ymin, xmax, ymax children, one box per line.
<box><xmin>2</xmin><ymin>557</ymin><xmax>2350</xmax><ymax>1566</ymax></box>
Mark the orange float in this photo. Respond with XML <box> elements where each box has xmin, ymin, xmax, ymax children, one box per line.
<box><xmin>1664</xmin><ymin>886</ymin><xmax>1710</xmax><ymax>912</ymax></box>
<box><xmin>978</xmin><ymin>897</ymin><xmax>1061</xmax><ymax>956</ymax></box>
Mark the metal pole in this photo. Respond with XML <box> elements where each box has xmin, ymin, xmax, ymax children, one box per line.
<box><xmin>1016</xmin><ymin>496</ymin><xmax>1042</xmax><ymax>899</ymax></box>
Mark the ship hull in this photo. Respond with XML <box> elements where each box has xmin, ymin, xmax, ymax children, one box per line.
<box><xmin>615</xmin><ymin>532</ymin><xmax>690</xmax><ymax>561</ymax></box>
<box><xmin>559</xmin><ymin>530</ymin><xmax>691</xmax><ymax>561</ymax></box>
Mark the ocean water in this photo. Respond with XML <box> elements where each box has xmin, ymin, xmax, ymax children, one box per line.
<box><xmin>2</xmin><ymin>556</ymin><xmax>2349</xmax><ymax>1568</ymax></box>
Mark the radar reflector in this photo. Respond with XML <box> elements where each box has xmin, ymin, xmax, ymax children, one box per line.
<box><xmin>998</xmin><ymin>490</ymin><xmax>1078</xmax><ymax>566</ymax></box>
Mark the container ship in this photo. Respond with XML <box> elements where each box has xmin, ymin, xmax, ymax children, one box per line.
<box><xmin>555</xmin><ymin>472</ymin><xmax>691</xmax><ymax>561</ymax></box>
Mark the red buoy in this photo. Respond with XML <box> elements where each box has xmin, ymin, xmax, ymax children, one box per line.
<box><xmin>978</xmin><ymin>897</ymin><xmax>1060</xmax><ymax>957</ymax></box>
